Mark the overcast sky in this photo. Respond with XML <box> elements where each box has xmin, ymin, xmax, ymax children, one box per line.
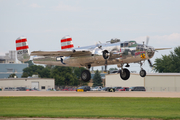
<box><xmin>0</xmin><ymin>0</ymin><xmax>180</xmax><ymax>72</ymax></box>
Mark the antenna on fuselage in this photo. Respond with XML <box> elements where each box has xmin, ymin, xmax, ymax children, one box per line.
<box><xmin>106</xmin><ymin>38</ymin><xmax>121</xmax><ymax>44</ymax></box>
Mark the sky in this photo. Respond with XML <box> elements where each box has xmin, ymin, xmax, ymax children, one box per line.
<box><xmin>0</xmin><ymin>0</ymin><xmax>180</xmax><ymax>73</ymax></box>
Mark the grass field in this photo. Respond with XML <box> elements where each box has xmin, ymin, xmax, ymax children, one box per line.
<box><xmin>0</xmin><ymin>97</ymin><xmax>180</xmax><ymax>119</ymax></box>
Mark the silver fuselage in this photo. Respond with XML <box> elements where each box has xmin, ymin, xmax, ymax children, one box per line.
<box><xmin>32</xmin><ymin>41</ymin><xmax>155</xmax><ymax>68</ymax></box>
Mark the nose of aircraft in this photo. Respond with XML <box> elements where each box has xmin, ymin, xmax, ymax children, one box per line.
<box><xmin>147</xmin><ymin>46</ymin><xmax>155</xmax><ymax>59</ymax></box>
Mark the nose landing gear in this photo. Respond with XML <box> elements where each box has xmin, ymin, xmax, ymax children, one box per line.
<box><xmin>140</xmin><ymin>69</ymin><xmax>146</xmax><ymax>77</ymax></box>
<box><xmin>139</xmin><ymin>62</ymin><xmax>147</xmax><ymax>77</ymax></box>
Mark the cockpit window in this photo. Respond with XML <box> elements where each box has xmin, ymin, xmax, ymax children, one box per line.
<box><xmin>121</xmin><ymin>41</ymin><xmax>137</xmax><ymax>48</ymax></box>
<box><xmin>121</xmin><ymin>43</ymin><xmax>123</xmax><ymax>47</ymax></box>
<box><xmin>136</xmin><ymin>45</ymin><xmax>144</xmax><ymax>51</ymax></box>
<box><xmin>124</xmin><ymin>43</ymin><xmax>128</xmax><ymax>47</ymax></box>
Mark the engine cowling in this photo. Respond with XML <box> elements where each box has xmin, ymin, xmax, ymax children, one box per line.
<box><xmin>103</xmin><ymin>50</ymin><xmax>110</xmax><ymax>59</ymax></box>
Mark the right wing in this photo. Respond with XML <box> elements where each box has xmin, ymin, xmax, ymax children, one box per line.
<box><xmin>155</xmin><ymin>48</ymin><xmax>171</xmax><ymax>51</ymax></box>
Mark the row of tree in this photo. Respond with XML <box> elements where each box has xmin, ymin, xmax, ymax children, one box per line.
<box><xmin>21</xmin><ymin>62</ymin><xmax>102</xmax><ymax>87</ymax></box>
<box><xmin>154</xmin><ymin>46</ymin><xmax>180</xmax><ymax>73</ymax></box>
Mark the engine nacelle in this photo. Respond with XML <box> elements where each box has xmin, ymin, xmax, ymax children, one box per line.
<box><xmin>103</xmin><ymin>50</ymin><xmax>122</xmax><ymax>60</ymax></box>
<box><xmin>56</xmin><ymin>56</ymin><xmax>66</xmax><ymax>64</ymax></box>
<box><xmin>103</xmin><ymin>50</ymin><xmax>110</xmax><ymax>59</ymax></box>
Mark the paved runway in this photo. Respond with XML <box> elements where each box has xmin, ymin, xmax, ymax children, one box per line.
<box><xmin>0</xmin><ymin>91</ymin><xmax>180</xmax><ymax>98</ymax></box>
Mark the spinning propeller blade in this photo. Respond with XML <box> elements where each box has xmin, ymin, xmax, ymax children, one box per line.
<box><xmin>146</xmin><ymin>36</ymin><xmax>149</xmax><ymax>46</ymax></box>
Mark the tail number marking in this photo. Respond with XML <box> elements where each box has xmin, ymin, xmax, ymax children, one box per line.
<box><xmin>17</xmin><ymin>50</ymin><xmax>28</xmax><ymax>54</ymax></box>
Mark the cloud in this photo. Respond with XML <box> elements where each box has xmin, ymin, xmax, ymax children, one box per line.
<box><xmin>153</xmin><ymin>33</ymin><xmax>180</xmax><ymax>42</ymax></box>
<box><xmin>0</xmin><ymin>52</ymin><xmax>5</xmax><ymax>56</ymax></box>
<box><xmin>30</xmin><ymin>3</ymin><xmax>42</xmax><ymax>8</ymax></box>
<box><xmin>53</xmin><ymin>3</ymin><xmax>80</xmax><ymax>11</ymax></box>
<box><xmin>133</xmin><ymin>33</ymin><xmax>180</xmax><ymax>48</ymax></box>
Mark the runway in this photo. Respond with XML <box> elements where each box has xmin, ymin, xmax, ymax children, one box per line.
<box><xmin>0</xmin><ymin>91</ymin><xmax>180</xmax><ymax>98</ymax></box>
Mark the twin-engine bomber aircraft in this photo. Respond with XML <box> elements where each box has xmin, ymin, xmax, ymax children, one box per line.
<box><xmin>16</xmin><ymin>36</ymin><xmax>170</xmax><ymax>82</ymax></box>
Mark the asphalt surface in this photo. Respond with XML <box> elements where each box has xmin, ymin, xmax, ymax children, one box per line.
<box><xmin>0</xmin><ymin>91</ymin><xmax>180</xmax><ymax>98</ymax></box>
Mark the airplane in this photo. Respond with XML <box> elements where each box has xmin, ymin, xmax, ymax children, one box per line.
<box><xmin>15</xmin><ymin>36</ymin><xmax>170</xmax><ymax>82</ymax></box>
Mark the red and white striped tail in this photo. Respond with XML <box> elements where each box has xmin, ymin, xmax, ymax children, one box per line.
<box><xmin>61</xmin><ymin>36</ymin><xmax>74</xmax><ymax>50</ymax></box>
<box><xmin>15</xmin><ymin>37</ymin><xmax>30</xmax><ymax>62</ymax></box>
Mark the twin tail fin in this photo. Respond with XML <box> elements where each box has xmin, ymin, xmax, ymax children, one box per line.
<box><xmin>16</xmin><ymin>37</ymin><xmax>30</xmax><ymax>63</ymax></box>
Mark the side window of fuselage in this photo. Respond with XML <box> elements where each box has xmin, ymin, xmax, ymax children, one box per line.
<box><xmin>121</xmin><ymin>43</ymin><xmax>123</xmax><ymax>47</ymax></box>
<box><xmin>136</xmin><ymin>45</ymin><xmax>144</xmax><ymax>51</ymax></box>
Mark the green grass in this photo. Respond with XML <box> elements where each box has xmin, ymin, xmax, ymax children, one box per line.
<box><xmin>0</xmin><ymin>97</ymin><xmax>180</xmax><ymax>119</ymax></box>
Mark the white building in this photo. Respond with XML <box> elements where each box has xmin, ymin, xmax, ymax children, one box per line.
<box><xmin>105</xmin><ymin>73</ymin><xmax>180</xmax><ymax>92</ymax></box>
<box><xmin>0</xmin><ymin>78</ymin><xmax>55</xmax><ymax>91</ymax></box>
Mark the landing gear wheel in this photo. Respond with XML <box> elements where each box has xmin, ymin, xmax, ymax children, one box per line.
<box><xmin>120</xmin><ymin>68</ymin><xmax>130</xmax><ymax>80</ymax></box>
<box><xmin>81</xmin><ymin>70</ymin><xmax>91</xmax><ymax>82</ymax></box>
<box><xmin>140</xmin><ymin>69</ymin><xmax>146</xmax><ymax>77</ymax></box>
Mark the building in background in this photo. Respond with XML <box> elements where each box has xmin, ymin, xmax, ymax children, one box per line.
<box><xmin>105</xmin><ymin>73</ymin><xmax>180</xmax><ymax>92</ymax></box>
<box><xmin>0</xmin><ymin>78</ymin><xmax>55</xmax><ymax>91</ymax></box>
<box><xmin>0</xmin><ymin>50</ymin><xmax>28</xmax><ymax>78</ymax></box>
<box><xmin>0</xmin><ymin>50</ymin><xmax>16</xmax><ymax>63</ymax></box>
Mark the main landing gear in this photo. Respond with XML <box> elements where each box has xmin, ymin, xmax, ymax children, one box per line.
<box><xmin>81</xmin><ymin>64</ymin><xmax>91</xmax><ymax>82</ymax></box>
<box><xmin>119</xmin><ymin>68</ymin><xmax>130</xmax><ymax>80</ymax></box>
<box><xmin>81</xmin><ymin>70</ymin><xmax>91</xmax><ymax>82</ymax></box>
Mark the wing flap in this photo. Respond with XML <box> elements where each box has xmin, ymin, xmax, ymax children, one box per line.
<box><xmin>30</xmin><ymin>50</ymin><xmax>92</xmax><ymax>57</ymax></box>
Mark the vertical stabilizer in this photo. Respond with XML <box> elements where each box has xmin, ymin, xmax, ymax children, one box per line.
<box><xmin>61</xmin><ymin>36</ymin><xmax>74</xmax><ymax>50</ymax></box>
<box><xmin>16</xmin><ymin>37</ymin><xmax>30</xmax><ymax>62</ymax></box>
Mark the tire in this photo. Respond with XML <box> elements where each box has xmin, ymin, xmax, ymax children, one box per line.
<box><xmin>81</xmin><ymin>70</ymin><xmax>91</xmax><ymax>82</ymax></box>
<box><xmin>120</xmin><ymin>68</ymin><xmax>130</xmax><ymax>80</ymax></box>
<box><xmin>140</xmin><ymin>69</ymin><xmax>146</xmax><ymax>77</ymax></box>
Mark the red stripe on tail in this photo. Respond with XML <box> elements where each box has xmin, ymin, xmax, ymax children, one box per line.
<box><xmin>61</xmin><ymin>38</ymin><xmax>72</xmax><ymax>43</ymax></box>
<box><xmin>61</xmin><ymin>44</ymin><xmax>74</xmax><ymax>49</ymax></box>
<box><xmin>16</xmin><ymin>45</ymin><xmax>29</xmax><ymax>50</ymax></box>
<box><xmin>16</xmin><ymin>39</ymin><xmax>27</xmax><ymax>43</ymax></box>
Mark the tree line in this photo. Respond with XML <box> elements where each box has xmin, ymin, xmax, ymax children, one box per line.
<box><xmin>154</xmin><ymin>46</ymin><xmax>180</xmax><ymax>73</ymax></box>
<box><xmin>21</xmin><ymin>61</ymin><xmax>102</xmax><ymax>87</ymax></box>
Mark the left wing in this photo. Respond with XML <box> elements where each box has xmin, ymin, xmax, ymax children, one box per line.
<box><xmin>31</xmin><ymin>50</ymin><xmax>92</xmax><ymax>57</ymax></box>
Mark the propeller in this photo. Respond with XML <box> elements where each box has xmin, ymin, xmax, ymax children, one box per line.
<box><xmin>146</xmin><ymin>36</ymin><xmax>149</xmax><ymax>46</ymax></box>
<box><xmin>148</xmin><ymin>59</ymin><xmax>153</xmax><ymax>68</ymax></box>
<box><xmin>145</xmin><ymin>36</ymin><xmax>154</xmax><ymax>68</ymax></box>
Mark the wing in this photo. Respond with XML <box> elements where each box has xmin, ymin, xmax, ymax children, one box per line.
<box><xmin>31</xmin><ymin>50</ymin><xmax>92</xmax><ymax>57</ymax></box>
<box><xmin>155</xmin><ymin>48</ymin><xmax>171</xmax><ymax>51</ymax></box>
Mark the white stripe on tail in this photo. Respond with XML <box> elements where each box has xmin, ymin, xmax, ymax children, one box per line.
<box><xmin>61</xmin><ymin>36</ymin><xmax>74</xmax><ymax>50</ymax></box>
<box><xmin>16</xmin><ymin>37</ymin><xmax>30</xmax><ymax>62</ymax></box>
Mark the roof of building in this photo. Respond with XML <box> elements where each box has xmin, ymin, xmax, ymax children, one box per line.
<box><xmin>106</xmin><ymin>73</ymin><xmax>180</xmax><ymax>76</ymax></box>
